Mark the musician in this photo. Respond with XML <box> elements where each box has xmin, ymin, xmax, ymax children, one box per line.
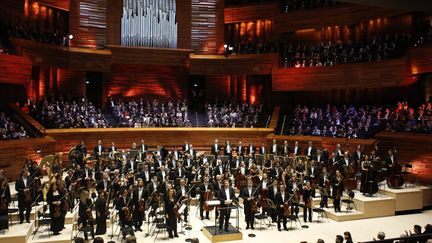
<box><xmin>214</xmin><ymin>158</ymin><xmax>225</xmax><ymax>177</ymax></box>
<box><xmin>385</xmin><ymin>149</ymin><xmax>398</xmax><ymax>168</ymax></box>
<box><xmin>164</xmin><ymin>188</ymin><xmax>179</xmax><ymax>238</ymax></box>
<box><xmin>175</xmin><ymin>179</ymin><xmax>189</xmax><ymax>222</ymax></box>
<box><xmin>0</xmin><ymin>176</ymin><xmax>11</xmax><ymax>230</ymax></box>
<box><xmin>270</xmin><ymin>139</ymin><xmax>279</xmax><ymax>155</ymax></box>
<box><xmin>275</xmin><ymin>184</ymin><xmax>289</xmax><ymax>231</ymax></box>
<box><xmin>139</xmin><ymin>139</ymin><xmax>147</xmax><ymax>155</ymax></box>
<box><xmin>172</xmin><ymin>146</ymin><xmax>180</xmax><ymax>161</ymax></box>
<box><xmin>199</xmin><ymin>176</ymin><xmax>212</xmax><ymax>220</ymax></box>
<box><xmin>183</xmin><ymin>140</ymin><xmax>190</xmax><ymax>153</ymax></box>
<box><xmin>188</xmin><ymin>144</ymin><xmax>196</xmax><ymax>159</ymax></box>
<box><xmin>174</xmin><ymin>162</ymin><xmax>186</xmax><ymax>185</ymax></box>
<box><xmin>108</xmin><ymin>142</ymin><xmax>117</xmax><ymax>153</ymax></box>
<box><xmin>281</xmin><ymin>141</ymin><xmax>289</xmax><ymax>157</ymax></box>
<box><xmin>302</xmin><ymin>181</ymin><xmax>313</xmax><ymax>223</ymax></box>
<box><xmin>47</xmin><ymin>182</ymin><xmax>65</xmax><ymax>235</ymax></box>
<box><xmin>353</xmin><ymin>145</ymin><xmax>364</xmax><ymax>168</ymax></box>
<box><xmin>236</xmin><ymin>161</ymin><xmax>249</xmax><ymax>189</ymax></box>
<box><xmin>332</xmin><ymin>170</ymin><xmax>344</xmax><ymax>213</ymax></box>
<box><xmin>224</xmin><ymin>140</ymin><xmax>232</xmax><ymax>157</ymax></box>
<box><xmin>157</xmin><ymin>166</ymin><xmax>168</xmax><ymax>182</ymax></box>
<box><xmin>315</xmin><ymin>150</ymin><xmax>326</xmax><ymax>166</ymax></box>
<box><xmin>270</xmin><ymin>162</ymin><xmax>282</xmax><ymax>181</ymax></box>
<box><xmin>305</xmin><ymin>141</ymin><xmax>316</xmax><ymax>158</ymax></box>
<box><xmin>95</xmin><ymin>190</ymin><xmax>108</xmax><ymax>235</ymax></box>
<box><xmin>78</xmin><ymin>190</ymin><xmax>95</xmax><ymax>240</ymax></box>
<box><xmin>133</xmin><ymin>179</ymin><xmax>148</xmax><ymax>231</ymax></box>
<box><xmin>93</xmin><ymin>140</ymin><xmax>105</xmax><ymax>159</ymax></box>
<box><xmin>211</xmin><ymin>139</ymin><xmax>220</xmax><ymax>156</ymax></box>
<box><xmin>126</xmin><ymin>156</ymin><xmax>137</xmax><ymax>173</ymax></box>
<box><xmin>360</xmin><ymin>155</ymin><xmax>378</xmax><ymax>195</ymax></box>
<box><xmin>236</xmin><ymin>141</ymin><xmax>243</xmax><ymax>157</ymax></box>
<box><xmin>115</xmin><ymin>188</ymin><xmax>135</xmax><ymax>239</ymax></box>
<box><xmin>308</xmin><ymin>160</ymin><xmax>319</xmax><ymax>197</ymax></box>
<box><xmin>248</xmin><ymin>142</ymin><xmax>256</xmax><ymax>157</ymax></box>
<box><xmin>318</xmin><ymin>167</ymin><xmax>331</xmax><ymax>208</ymax></box>
<box><xmin>240</xmin><ymin>178</ymin><xmax>257</xmax><ymax>229</ymax></box>
<box><xmin>218</xmin><ymin>180</ymin><xmax>237</xmax><ymax>232</ymax></box>
<box><xmin>268</xmin><ymin>179</ymin><xmax>279</xmax><ymax>222</ymax></box>
<box><xmin>96</xmin><ymin>172</ymin><xmax>111</xmax><ymax>192</ymax></box>
<box><xmin>334</xmin><ymin>144</ymin><xmax>344</xmax><ymax>159</ymax></box>
<box><xmin>258</xmin><ymin>142</ymin><xmax>266</xmax><ymax>155</ymax></box>
<box><xmin>213</xmin><ymin>175</ymin><xmax>223</xmax><ymax>218</ymax></box>
<box><xmin>291</xmin><ymin>141</ymin><xmax>301</xmax><ymax>156</ymax></box>
<box><xmin>15</xmin><ymin>168</ymin><xmax>33</xmax><ymax>224</ymax></box>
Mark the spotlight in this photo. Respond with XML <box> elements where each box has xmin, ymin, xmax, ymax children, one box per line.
<box><xmin>228</xmin><ymin>46</ymin><xmax>233</xmax><ymax>51</ymax></box>
<box><xmin>224</xmin><ymin>44</ymin><xmax>228</xmax><ymax>48</ymax></box>
<box><xmin>194</xmin><ymin>84</ymin><xmax>198</xmax><ymax>87</ymax></box>
<box><xmin>68</xmin><ymin>34</ymin><xmax>74</xmax><ymax>40</ymax></box>
<box><xmin>35</xmin><ymin>149</ymin><xmax>42</xmax><ymax>154</ymax></box>
<box><xmin>86</xmin><ymin>81</ymin><xmax>90</xmax><ymax>84</ymax></box>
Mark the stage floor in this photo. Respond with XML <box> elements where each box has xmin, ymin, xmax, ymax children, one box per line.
<box><xmin>1</xmin><ymin>183</ymin><xmax>431</xmax><ymax>243</ymax></box>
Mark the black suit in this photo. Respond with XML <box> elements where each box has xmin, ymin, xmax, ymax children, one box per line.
<box><xmin>96</xmin><ymin>179</ymin><xmax>110</xmax><ymax>192</ymax></box>
<box><xmin>275</xmin><ymin>191</ymin><xmax>290</xmax><ymax>230</ymax></box>
<box><xmin>93</xmin><ymin>145</ymin><xmax>105</xmax><ymax>158</ymax></box>
<box><xmin>291</xmin><ymin>146</ymin><xmax>302</xmax><ymax>156</ymax></box>
<box><xmin>270</xmin><ymin>143</ymin><xmax>279</xmax><ymax>155</ymax></box>
<box><xmin>240</xmin><ymin>186</ymin><xmax>257</xmax><ymax>228</ymax></box>
<box><xmin>304</xmin><ymin>146</ymin><xmax>316</xmax><ymax>158</ymax></box>
<box><xmin>176</xmin><ymin>185</ymin><xmax>190</xmax><ymax>221</ymax></box>
<box><xmin>15</xmin><ymin>176</ymin><xmax>33</xmax><ymax>223</ymax></box>
<box><xmin>133</xmin><ymin>186</ymin><xmax>148</xmax><ymax>229</ymax></box>
<box><xmin>211</xmin><ymin>144</ymin><xmax>220</xmax><ymax>156</ymax></box>
<box><xmin>218</xmin><ymin>187</ymin><xmax>236</xmax><ymax>231</ymax></box>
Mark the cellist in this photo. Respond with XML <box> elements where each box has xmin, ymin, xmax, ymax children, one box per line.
<box><xmin>46</xmin><ymin>182</ymin><xmax>64</xmax><ymax>235</ymax></box>
<box><xmin>199</xmin><ymin>176</ymin><xmax>212</xmax><ymax>220</ymax></box>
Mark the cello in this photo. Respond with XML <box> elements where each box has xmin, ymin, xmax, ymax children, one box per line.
<box><xmin>387</xmin><ymin>160</ymin><xmax>404</xmax><ymax>189</ymax></box>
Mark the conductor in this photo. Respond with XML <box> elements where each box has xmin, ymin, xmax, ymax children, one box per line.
<box><xmin>217</xmin><ymin>180</ymin><xmax>237</xmax><ymax>233</ymax></box>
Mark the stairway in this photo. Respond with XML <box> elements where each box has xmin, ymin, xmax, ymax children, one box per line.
<box><xmin>189</xmin><ymin>111</ymin><xmax>207</xmax><ymax>127</ymax></box>
<box><xmin>102</xmin><ymin>108</ymin><xmax>117</xmax><ymax>127</ymax></box>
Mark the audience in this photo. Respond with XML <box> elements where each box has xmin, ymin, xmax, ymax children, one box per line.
<box><xmin>28</xmin><ymin>97</ymin><xmax>108</xmax><ymax>128</ymax></box>
<box><xmin>281</xmin><ymin>33</ymin><xmax>413</xmax><ymax>68</ymax></box>
<box><xmin>0</xmin><ymin>112</ymin><xmax>29</xmax><ymax>140</ymax></box>
<box><xmin>206</xmin><ymin>100</ymin><xmax>265</xmax><ymax>127</ymax></box>
<box><xmin>110</xmin><ymin>98</ymin><xmax>191</xmax><ymax>127</ymax></box>
<box><xmin>9</xmin><ymin>24</ymin><xmax>68</xmax><ymax>46</ymax></box>
<box><xmin>284</xmin><ymin>101</ymin><xmax>432</xmax><ymax>138</ymax></box>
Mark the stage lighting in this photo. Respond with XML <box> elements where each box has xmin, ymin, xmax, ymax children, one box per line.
<box><xmin>68</xmin><ymin>34</ymin><xmax>74</xmax><ymax>40</ymax></box>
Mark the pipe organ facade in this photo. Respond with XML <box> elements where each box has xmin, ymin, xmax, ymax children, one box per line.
<box><xmin>121</xmin><ymin>0</ymin><xmax>177</xmax><ymax>48</ymax></box>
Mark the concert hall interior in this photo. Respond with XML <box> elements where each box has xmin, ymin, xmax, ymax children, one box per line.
<box><xmin>0</xmin><ymin>0</ymin><xmax>432</xmax><ymax>243</ymax></box>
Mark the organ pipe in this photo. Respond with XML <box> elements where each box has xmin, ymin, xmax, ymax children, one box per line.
<box><xmin>121</xmin><ymin>0</ymin><xmax>177</xmax><ymax>48</ymax></box>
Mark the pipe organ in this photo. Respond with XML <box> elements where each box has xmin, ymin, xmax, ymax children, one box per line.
<box><xmin>121</xmin><ymin>0</ymin><xmax>177</xmax><ymax>48</ymax></box>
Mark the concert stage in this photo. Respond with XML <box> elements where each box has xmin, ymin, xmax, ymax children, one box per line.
<box><xmin>202</xmin><ymin>225</ymin><xmax>243</xmax><ymax>242</ymax></box>
<box><xmin>323</xmin><ymin>184</ymin><xmax>432</xmax><ymax>222</ymax></box>
<box><xmin>0</xmin><ymin>220</ymin><xmax>34</xmax><ymax>243</ymax></box>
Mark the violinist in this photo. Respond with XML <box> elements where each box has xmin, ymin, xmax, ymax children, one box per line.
<box><xmin>95</xmin><ymin>190</ymin><xmax>107</xmax><ymax>235</ymax></box>
<box><xmin>57</xmin><ymin>180</ymin><xmax>68</xmax><ymax>229</ymax></box>
<box><xmin>308</xmin><ymin>160</ymin><xmax>319</xmax><ymax>197</ymax></box>
<box><xmin>115</xmin><ymin>188</ymin><xmax>135</xmax><ymax>239</ymax></box>
<box><xmin>175</xmin><ymin>178</ymin><xmax>189</xmax><ymax>222</ymax></box>
<box><xmin>240</xmin><ymin>178</ymin><xmax>257</xmax><ymax>229</ymax></box>
<box><xmin>199</xmin><ymin>176</ymin><xmax>212</xmax><ymax>220</ymax></box>
<box><xmin>78</xmin><ymin>190</ymin><xmax>95</xmax><ymax>240</ymax></box>
<box><xmin>213</xmin><ymin>175</ymin><xmax>223</xmax><ymax>219</ymax></box>
<box><xmin>302</xmin><ymin>181</ymin><xmax>313</xmax><ymax>223</ymax></box>
<box><xmin>0</xmin><ymin>176</ymin><xmax>11</xmax><ymax>230</ymax></box>
<box><xmin>164</xmin><ymin>188</ymin><xmax>179</xmax><ymax>238</ymax></box>
<box><xmin>332</xmin><ymin>170</ymin><xmax>344</xmax><ymax>213</ymax></box>
<box><xmin>15</xmin><ymin>168</ymin><xmax>33</xmax><ymax>224</ymax></box>
<box><xmin>96</xmin><ymin>172</ymin><xmax>111</xmax><ymax>192</ymax></box>
<box><xmin>275</xmin><ymin>184</ymin><xmax>289</xmax><ymax>231</ymax></box>
<box><xmin>93</xmin><ymin>140</ymin><xmax>105</xmax><ymax>160</ymax></box>
<box><xmin>133</xmin><ymin>178</ymin><xmax>148</xmax><ymax>231</ymax></box>
<box><xmin>46</xmin><ymin>182</ymin><xmax>64</xmax><ymax>235</ymax></box>
<box><xmin>318</xmin><ymin>167</ymin><xmax>331</xmax><ymax>208</ymax></box>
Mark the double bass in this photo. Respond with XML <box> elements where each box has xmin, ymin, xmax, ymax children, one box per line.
<box><xmin>387</xmin><ymin>160</ymin><xmax>404</xmax><ymax>188</ymax></box>
<box><xmin>203</xmin><ymin>190</ymin><xmax>215</xmax><ymax>211</ymax></box>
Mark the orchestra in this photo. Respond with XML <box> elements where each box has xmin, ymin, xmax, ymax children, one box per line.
<box><xmin>3</xmin><ymin>138</ymin><xmax>410</xmax><ymax>239</ymax></box>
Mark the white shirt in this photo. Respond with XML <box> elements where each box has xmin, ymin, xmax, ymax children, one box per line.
<box><xmin>138</xmin><ymin>187</ymin><xmax>143</xmax><ymax>201</ymax></box>
<box><xmin>225</xmin><ymin>188</ymin><xmax>231</xmax><ymax>201</ymax></box>
<box><xmin>23</xmin><ymin>177</ymin><xmax>27</xmax><ymax>187</ymax></box>
<box><xmin>262</xmin><ymin>181</ymin><xmax>267</xmax><ymax>188</ymax></box>
<box><xmin>181</xmin><ymin>187</ymin><xmax>186</xmax><ymax>196</ymax></box>
<box><xmin>294</xmin><ymin>146</ymin><xmax>298</xmax><ymax>154</ymax></box>
<box><xmin>281</xmin><ymin>192</ymin><xmax>285</xmax><ymax>202</ymax></box>
<box><xmin>308</xmin><ymin>147</ymin><xmax>312</xmax><ymax>156</ymax></box>
<box><xmin>215</xmin><ymin>144</ymin><xmax>218</xmax><ymax>151</ymax></box>
<box><xmin>272</xmin><ymin>144</ymin><xmax>277</xmax><ymax>153</ymax></box>
<box><xmin>248</xmin><ymin>187</ymin><xmax>252</xmax><ymax>197</ymax></box>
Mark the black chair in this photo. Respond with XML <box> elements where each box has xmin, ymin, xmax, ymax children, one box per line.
<box><xmin>341</xmin><ymin>190</ymin><xmax>357</xmax><ymax>212</ymax></box>
<box><xmin>7</xmin><ymin>208</ymin><xmax>18</xmax><ymax>226</ymax></box>
<box><xmin>312</xmin><ymin>208</ymin><xmax>328</xmax><ymax>222</ymax></box>
<box><xmin>288</xmin><ymin>206</ymin><xmax>303</xmax><ymax>229</ymax></box>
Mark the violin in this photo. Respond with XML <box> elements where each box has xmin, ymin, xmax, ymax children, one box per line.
<box><xmin>138</xmin><ymin>199</ymin><xmax>146</xmax><ymax>212</ymax></box>
<box><xmin>54</xmin><ymin>201</ymin><xmax>62</xmax><ymax>218</ymax></box>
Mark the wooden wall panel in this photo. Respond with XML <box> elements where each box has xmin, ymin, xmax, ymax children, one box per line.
<box><xmin>272</xmin><ymin>58</ymin><xmax>412</xmax><ymax>91</ymax></box>
<box><xmin>177</xmin><ymin>0</ymin><xmax>192</xmax><ymax>49</ymax></box>
<box><xmin>69</xmin><ymin>0</ymin><xmax>107</xmax><ymax>48</ymax></box>
<box><xmin>409</xmin><ymin>43</ymin><xmax>432</xmax><ymax>75</ymax></box>
<box><xmin>106</xmin><ymin>0</ymin><xmax>122</xmax><ymax>46</ymax></box>
<box><xmin>0</xmin><ymin>54</ymin><xmax>32</xmax><ymax>85</ymax></box>
<box><xmin>107</xmin><ymin>64</ymin><xmax>189</xmax><ymax>99</ymax></box>
<box><xmin>274</xmin><ymin>4</ymin><xmax>407</xmax><ymax>33</ymax></box>
<box><xmin>190</xmin><ymin>53</ymin><xmax>278</xmax><ymax>75</ymax></box>
<box><xmin>107</xmin><ymin>45</ymin><xmax>191</xmax><ymax>66</ymax></box>
<box><xmin>0</xmin><ymin>137</ymin><xmax>56</xmax><ymax>180</ymax></box>
<box><xmin>12</xmin><ymin>38</ymin><xmax>112</xmax><ymax>71</ymax></box>
<box><xmin>37</xmin><ymin>0</ymin><xmax>70</xmax><ymax>11</ymax></box>
<box><xmin>205</xmin><ymin>75</ymin><xmax>231</xmax><ymax>99</ymax></box>
<box><xmin>224</xmin><ymin>1</ymin><xmax>279</xmax><ymax>23</ymax></box>
<box><xmin>376</xmin><ymin>132</ymin><xmax>432</xmax><ymax>184</ymax></box>
<box><xmin>57</xmin><ymin>67</ymin><xmax>85</xmax><ymax>97</ymax></box>
<box><xmin>191</xmin><ymin>0</ymin><xmax>224</xmax><ymax>54</ymax></box>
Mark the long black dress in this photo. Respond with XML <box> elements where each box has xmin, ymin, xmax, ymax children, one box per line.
<box><xmin>95</xmin><ymin>197</ymin><xmax>107</xmax><ymax>235</ymax></box>
<box><xmin>46</xmin><ymin>190</ymin><xmax>64</xmax><ymax>234</ymax></box>
<box><xmin>0</xmin><ymin>184</ymin><xmax>11</xmax><ymax>230</ymax></box>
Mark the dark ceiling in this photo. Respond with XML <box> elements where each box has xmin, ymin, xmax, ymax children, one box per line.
<box><xmin>342</xmin><ymin>0</ymin><xmax>432</xmax><ymax>13</ymax></box>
